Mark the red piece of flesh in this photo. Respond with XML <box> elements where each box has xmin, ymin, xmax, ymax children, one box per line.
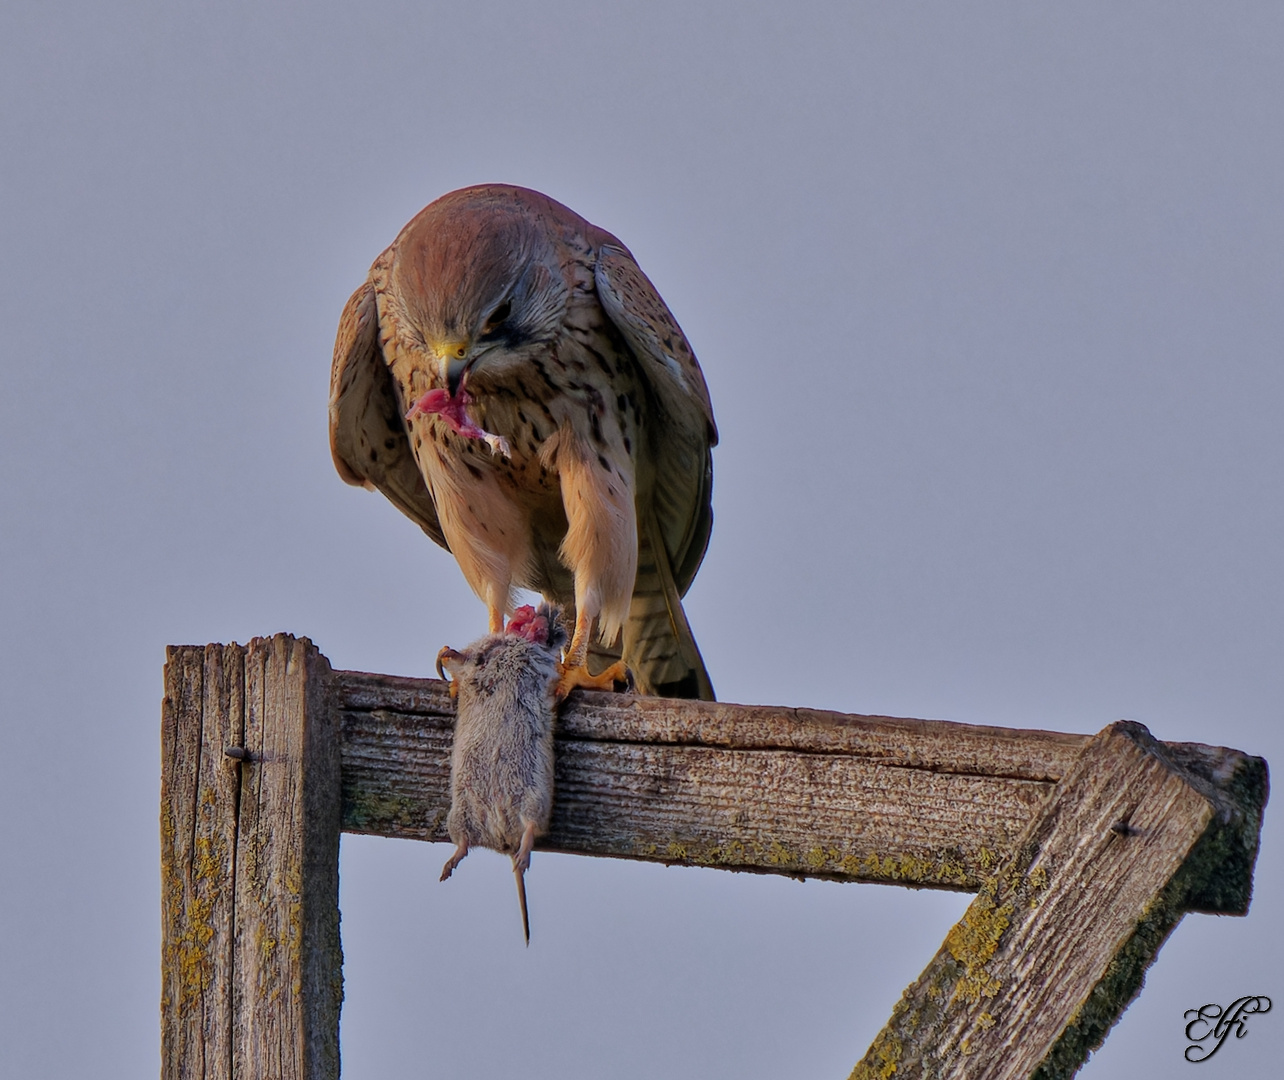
<box><xmin>406</xmin><ymin>387</ymin><xmax>511</xmax><ymax>457</ymax></box>
<box><xmin>505</xmin><ymin>604</ymin><xmax>549</xmax><ymax>645</ymax></box>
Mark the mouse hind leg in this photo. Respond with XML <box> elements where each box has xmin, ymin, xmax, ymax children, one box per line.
<box><xmin>513</xmin><ymin>819</ymin><xmax>537</xmax><ymax>874</ymax></box>
<box><xmin>440</xmin><ymin>838</ymin><xmax>470</xmax><ymax>881</ymax></box>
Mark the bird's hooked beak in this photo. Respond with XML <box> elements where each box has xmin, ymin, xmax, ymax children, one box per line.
<box><xmin>435</xmin><ymin>339</ymin><xmax>472</xmax><ymax>397</ymax></box>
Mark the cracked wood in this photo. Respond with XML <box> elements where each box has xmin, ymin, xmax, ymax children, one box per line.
<box><xmin>161</xmin><ymin>637</ymin><xmax>342</xmax><ymax>1080</ymax></box>
<box><xmin>337</xmin><ymin>671</ymin><xmax>1082</xmax><ymax>889</ymax></box>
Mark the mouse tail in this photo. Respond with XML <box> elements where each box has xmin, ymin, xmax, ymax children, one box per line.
<box><xmin>513</xmin><ymin>819</ymin><xmax>537</xmax><ymax>946</ymax></box>
<box><xmin>515</xmin><ymin>865</ymin><xmax>531</xmax><ymax>945</ymax></box>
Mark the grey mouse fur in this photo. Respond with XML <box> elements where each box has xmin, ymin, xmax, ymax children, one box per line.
<box><xmin>436</xmin><ymin>603</ymin><xmax>566</xmax><ymax>944</ymax></box>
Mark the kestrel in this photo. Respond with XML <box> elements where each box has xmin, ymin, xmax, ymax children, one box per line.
<box><xmin>329</xmin><ymin>185</ymin><xmax>717</xmax><ymax>699</ymax></box>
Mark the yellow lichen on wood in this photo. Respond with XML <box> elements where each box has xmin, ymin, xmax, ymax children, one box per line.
<box><xmin>849</xmin><ymin>989</ymin><xmax>924</xmax><ymax>1080</ymax></box>
<box><xmin>765</xmin><ymin>840</ymin><xmax>795</xmax><ymax>865</ymax></box>
<box><xmin>1028</xmin><ymin>864</ymin><xmax>1050</xmax><ymax>907</ymax></box>
<box><xmin>159</xmin><ymin>802</ymin><xmax>184</xmax><ymax>1009</ymax></box>
<box><xmin>176</xmin><ymin>895</ymin><xmax>215</xmax><ymax>1005</ymax></box>
<box><xmin>945</xmin><ymin>881</ymin><xmax>1013</xmax><ymax>1004</ymax></box>
<box><xmin>169</xmin><ymin>793</ymin><xmax>230</xmax><ymax>1010</ymax></box>
<box><xmin>850</xmin><ymin>1027</ymin><xmax>903</xmax><ymax>1080</ymax></box>
<box><xmin>849</xmin><ymin>853</ymin><xmax>1057</xmax><ymax>1078</ymax></box>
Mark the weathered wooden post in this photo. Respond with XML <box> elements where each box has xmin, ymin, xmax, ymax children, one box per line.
<box><xmin>160</xmin><ymin>635</ymin><xmax>1267</xmax><ymax>1080</ymax></box>
<box><xmin>161</xmin><ymin>636</ymin><xmax>342</xmax><ymax>1080</ymax></box>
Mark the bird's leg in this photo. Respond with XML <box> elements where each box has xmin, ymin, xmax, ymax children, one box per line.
<box><xmin>555</xmin><ymin>608</ymin><xmax>630</xmax><ymax>699</ymax></box>
<box><xmin>440</xmin><ymin>839</ymin><xmax>469</xmax><ymax>881</ymax></box>
<box><xmin>488</xmin><ymin>602</ymin><xmax>505</xmax><ymax>634</ymax></box>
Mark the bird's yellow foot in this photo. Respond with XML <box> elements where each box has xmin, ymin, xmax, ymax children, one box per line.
<box><xmin>555</xmin><ymin>660</ymin><xmax>632</xmax><ymax>700</ymax></box>
<box><xmin>436</xmin><ymin>646</ymin><xmax>463</xmax><ymax>699</ymax></box>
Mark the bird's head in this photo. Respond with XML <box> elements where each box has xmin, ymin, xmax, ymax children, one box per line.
<box><xmin>392</xmin><ymin>188</ymin><xmax>571</xmax><ymax>396</ymax></box>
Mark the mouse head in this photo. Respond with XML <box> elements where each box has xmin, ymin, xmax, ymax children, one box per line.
<box><xmin>506</xmin><ymin>603</ymin><xmax>567</xmax><ymax>652</ymax></box>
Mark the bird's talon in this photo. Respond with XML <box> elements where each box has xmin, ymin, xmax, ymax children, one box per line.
<box><xmin>437</xmin><ymin>646</ymin><xmax>463</xmax><ymax>698</ymax></box>
<box><xmin>555</xmin><ymin>660</ymin><xmax>632</xmax><ymax>700</ymax></box>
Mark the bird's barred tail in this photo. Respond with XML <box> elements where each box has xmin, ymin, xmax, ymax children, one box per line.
<box><xmin>617</xmin><ymin>512</ymin><xmax>715</xmax><ymax>701</ymax></box>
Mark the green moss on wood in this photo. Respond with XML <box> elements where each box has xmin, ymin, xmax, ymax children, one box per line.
<box><xmin>645</xmin><ymin>835</ymin><xmax>987</xmax><ymax>889</ymax></box>
<box><xmin>342</xmin><ymin>786</ymin><xmax>437</xmax><ymax>834</ymax></box>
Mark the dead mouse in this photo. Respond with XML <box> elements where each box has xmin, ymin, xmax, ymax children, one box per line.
<box><xmin>436</xmin><ymin>603</ymin><xmax>565</xmax><ymax>944</ymax></box>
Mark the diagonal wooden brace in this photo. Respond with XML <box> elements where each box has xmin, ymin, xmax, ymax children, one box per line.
<box><xmin>852</xmin><ymin>721</ymin><xmax>1269</xmax><ymax>1080</ymax></box>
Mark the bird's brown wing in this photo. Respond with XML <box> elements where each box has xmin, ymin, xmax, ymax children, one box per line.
<box><xmin>329</xmin><ymin>280</ymin><xmax>449</xmax><ymax>550</ymax></box>
<box><xmin>595</xmin><ymin>245</ymin><xmax>716</xmax><ymax>698</ymax></box>
<box><xmin>594</xmin><ymin>245</ymin><xmax>716</xmax><ymax>591</ymax></box>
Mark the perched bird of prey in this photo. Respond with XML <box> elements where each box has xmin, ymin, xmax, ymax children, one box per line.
<box><xmin>329</xmin><ymin>185</ymin><xmax>717</xmax><ymax>699</ymax></box>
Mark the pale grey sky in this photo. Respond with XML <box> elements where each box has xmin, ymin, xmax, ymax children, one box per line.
<box><xmin>1</xmin><ymin>3</ymin><xmax>1280</xmax><ymax>1077</ymax></box>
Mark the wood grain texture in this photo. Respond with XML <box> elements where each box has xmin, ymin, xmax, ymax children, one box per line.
<box><xmin>234</xmin><ymin>636</ymin><xmax>343</xmax><ymax>1080</ymax></box>
<box><xmin>161</xmin><ymin>643</ymin><xmax>244</xmax><ymax>1080</ymax></box>
<box><xmin>335</xmin><ymin>672</ymin><xmax>1074</xmax><ymax>890</ymax></box>
<box><xmin>851</xmin><ymin>722</ymin><xmax>1269</xmax><ymax>1080</ymax></box>
<box><xmin>161</xmin><ymin>636</ymin><xmax>342</xmax><ymax>1080</ymax></box>
<box><xmin>337</xmin><ymin>672</ymin><xmax>1089</xmax><ymax>776</ymax></box>
<box><xmin>333</xmin><ymin>673</ymin><xmax>1261</xmax><ymax>907</ymax></box>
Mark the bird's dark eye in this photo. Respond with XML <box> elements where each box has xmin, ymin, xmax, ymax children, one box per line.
<box><xmin>481</xmin><ymin>300</ymin><xmax>512</xmax><ymax>336</ymax></box>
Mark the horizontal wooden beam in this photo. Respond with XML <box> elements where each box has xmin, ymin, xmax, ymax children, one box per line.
<box><xmin>333</xmin><ymin>670</ymin><xmax>1263</xmax><ymax>911</ymax></box>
